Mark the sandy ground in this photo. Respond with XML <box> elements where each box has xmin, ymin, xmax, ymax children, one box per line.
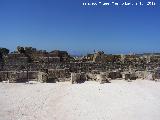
<box><xmin>0</xmin><ymin>79</ymin><xmax>160</xmax><ymax>120</ymax></box>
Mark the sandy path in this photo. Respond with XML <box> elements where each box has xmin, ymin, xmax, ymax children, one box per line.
<box><xmin>0</xmin><ymin>80</ymin><xmax>160</xmax><ymax>120</ymax></box>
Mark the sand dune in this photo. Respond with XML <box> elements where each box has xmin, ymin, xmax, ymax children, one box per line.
<box><xmin>0</xmin><ymin>80</ymin><xmax>160</xmax><ymax>120</ymax></box>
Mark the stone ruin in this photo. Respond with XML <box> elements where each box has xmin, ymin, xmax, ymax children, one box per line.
<box><xmin>46</xmin><ymin>68</ymin><xmax>70</xmax><ymax>83</ymax></box>
<box><xmin>71</xmin><ymin>72</ymin><xmax>86</xmax><ymax>84</ymax></box>
<box><xmin>1</xmin><ymin>46</ymin><xmax>160</xmax><ymax>83</ymax></box>
<box><xmin>96</xmin><ymin>72</ymin><xmax>110</xmax><ymax>84</ymax></box>
<box><xmin>0</xmin><ymin>71</ymin><xmax>47</xmax><ymax>83</ymax></box>
<box><xmin>108</xmin><ymin>71</ymin><xmax>122</xmax><ymax>80</ymax></box>
<box><xmin>151</xmin><ymin>67</ymin><xmax>160</xmax><ymax>81</ymax></box>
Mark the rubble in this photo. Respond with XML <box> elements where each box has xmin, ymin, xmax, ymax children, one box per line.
<box><xmin>0</xmin><ymin>71</ymin><xmax>47</xmax><ymax>83</ymax></box>
<box><xmin>124</xmin><ymin>72</ymin><xmax>137</xmax><ymax>81</ymax></box>
<box><xmin>96</xmin><ymin>72</ymin><xmax>110</xmax><ymax>84</ymax></box>
<box><xmin>1</xmin><ymin>46</ymin><xmax>160</xmax><ymax>83</ymax></box>
<box><xmin>71</xmin><ymin>72</ymin><xmax>86</xmax><ymax>84</ymax></box>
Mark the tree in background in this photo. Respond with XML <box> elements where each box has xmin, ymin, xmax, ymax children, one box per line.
<box><xmin>0</xmin><ymin>48</ymin><xmax>9</xmax><ymax>70</ymax></box>
<box><xmin>0</xmin><ymin>48</ymin><xmax>9</xmax><ymax>56</ymax></box>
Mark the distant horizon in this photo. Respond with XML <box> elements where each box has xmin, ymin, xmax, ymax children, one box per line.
<box><xmin>1</xmin><ymin>45</ymin><xmax>160</xmax><ymax>56</ymax></box>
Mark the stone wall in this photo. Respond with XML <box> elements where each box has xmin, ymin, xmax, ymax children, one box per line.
<box><xmin>71</xmin><ymin>73</ymin><xmax>86</xmax><ymax>84</ymax></box>
<box><xmin>0</xmin><ymin>71</ymin><xmax>47</xmax><ymax>83</ymax></box>
<box><xmin>48</xmin><ymin>69</ymin><xmax>70</xmax><ymax>79</ymax></box>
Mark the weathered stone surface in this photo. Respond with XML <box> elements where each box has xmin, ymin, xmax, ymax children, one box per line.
<box><xmin>71</xmin><ymin>73</ymin><xmax>86</xmax><ymax>84</ymax></box>
<box><xmin>108</xmin><ymin>71</ymin><xmax>122</xmax><ymax>79</ymax></box>
<box><xmin>2</xmin><ymin>47</ymin><xmax>160</xmax><ymax>83</ymax></box>
<box><xmin>0</xmin><ymin>71</ymin><xmax>47</xmax><ymax>83</ymax></box>
<box><xmin>96</xmin><ymin>73</ymin><xmax>109</xmax><ymax>84</ymax></box>
<box><xmin>125</xmin><ymin>72</ymin><xmax>137</xmax><ymax>80</ymax></box>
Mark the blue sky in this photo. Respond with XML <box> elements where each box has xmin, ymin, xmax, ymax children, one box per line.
<box><xmin>0</xmin><ymin>0</ymin><xmax>160</xmax><ymax>55</ymax></box>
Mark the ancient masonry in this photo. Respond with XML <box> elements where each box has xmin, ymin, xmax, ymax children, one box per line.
<box><xmin>0</xmin><ymin>46</ymin><xmax>160</xmax><ymax>83</ymax></box>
